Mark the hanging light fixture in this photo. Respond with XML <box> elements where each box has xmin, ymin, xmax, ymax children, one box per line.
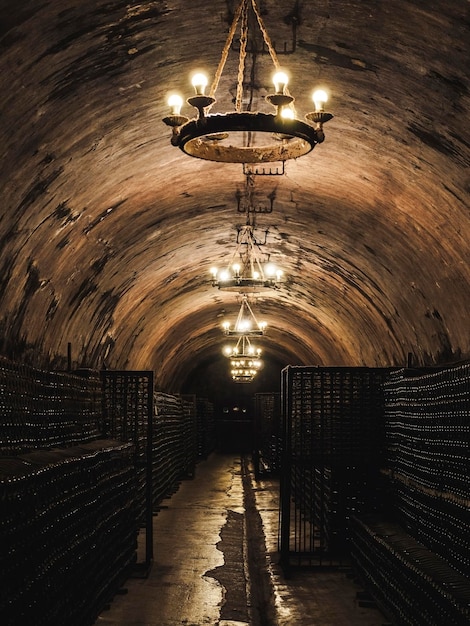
<box><xmin>221</xmin><ymin>295</ymin><xmax>267</xmax><ymax>336</ymax></box>
<box><xmin>210</xmin><ymin>226</ymin><xmax>283</xmax><ymax>291</ymax></box>
<box><xmin>163</xmin><ymin>0</ymin><xmax>333</xmax><ymax>164</ymax></box>
<box><xmin>222</xmin><ymin>335</ymin><xmax>263</xmax><ymax>383</ymax></box>
<box><xmin>230</xmin><ymin>361</ymin><xmax>261</xmax><ymax>383</ymax></box>
<box><xmin>230</xmin><ymin>366</ymin><xmax>260</xmax><ymax>383</ymax></box>
<box><xmin>211</xmin><ymin>174</ymin><xmax>284</xmax><ymax>291</ymax></box>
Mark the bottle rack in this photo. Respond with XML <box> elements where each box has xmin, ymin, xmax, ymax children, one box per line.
<box><xmin>394</xmin><ymin>483</ymin><xmax>470</xmax><ymax>578</ymax></box>
<box><xmin>0</xmin><ymin>356</ymin><xmax>102</xmax><ymax>456</ymax></box>
<box><xmin>383</xmin><ymin>366</ymin><xmax>470</xmax><ymax>572</ymax></box>
<box><xmin>253</xmin><ymin>392</ymin><xmax>281</xmax><ymax>476</ymax></box>
<box><xmin>279</xmin><ymin>366</ymin><xmax>392</xmax><ymax>568</ymax></box>
<box><xmin>350</xmin><ymin>516</ymin><xmax>470</xmax><ymax>626</ymax></box>
<box><xmin>0</xmin><ymin>440</ymin><xmax>136</xmax><ymax>626</ymax></box>
<box><xmin>350</xmin><ymin>364</ymin><xmax>470</xmax><ymax>624</ymax></box>
<box><xmin>101</xmin><ymin>370</ymin><xmax>213</xmax><ymax>516</ymax></box>
<box><xmin>195</xmin><ymin>397</ymin><xmax>216</xmax><ymax>458</ymax></box>
<box><xmin>180</xmin><ymin>394</ymin><xmax>198</xmax><ymax>478</ymax></box>
<box><xmin>153</xmin><ymin>392</ymin><xmax>197</xmax><ymax>508</ymax></box>
<box><xmin>101</xmin><ymin>370</ymin><xmax>153</xmax><ymax>529</ymax></box>
<box><xmin>1</xmin><ymin>360</ymin><xmax>216</xmax><ymax>623</ymax></box>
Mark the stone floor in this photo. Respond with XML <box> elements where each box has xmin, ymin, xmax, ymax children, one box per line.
<box><xmin>95</xmin><ymin>453</ymin><xmax>390</xmax><ymax>626</ymax></box>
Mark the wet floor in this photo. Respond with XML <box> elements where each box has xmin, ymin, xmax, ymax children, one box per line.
<box><xmin>96</xmin><ymin>454</ymin><xmax>248</xmax><ymax>626</ymax></box>
<box><xmin>95</xmin><ymin>453</ymin><xmax>389</xmax><ymax>626</ymax></box>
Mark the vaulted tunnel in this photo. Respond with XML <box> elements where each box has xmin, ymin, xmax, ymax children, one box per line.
<box><xmin>1</xmin><ymin>0</ymin><xmax>469</xmax><ymax>402</ymax></box>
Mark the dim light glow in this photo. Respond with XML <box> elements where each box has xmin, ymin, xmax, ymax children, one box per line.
<box><xmin>281</xmin><ymin>108</ymin><xmax>294</xmax><ymax>120</ymax></box>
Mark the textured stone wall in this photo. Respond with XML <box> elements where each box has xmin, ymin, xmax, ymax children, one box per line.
<box><xmin>0</xmin><ymin>0</ymin><xmax>469</xmax><ymax>392</ymax></box>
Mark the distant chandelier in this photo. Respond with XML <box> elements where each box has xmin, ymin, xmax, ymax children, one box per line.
<box><xmin>223</xmin><ymin>335</ymin><xmax>263</xmax><ymax>383</ymax></box>
<box><xmin>162</xmin><ymin>0</ymin><xmax>333</xmax><ymax>164</ymax></box>
<box><xmin>221</xmin><ymin>295</ymin><xmax>267</xmax><ymax>337</ymax></box>
<box><xmin>231</xmin><ymin>365</ymin><xmax>259</xmax><ymax>383</ymax></box>
<box><xmin>211</xmin><ymin>174</ymin><xmax>284</xmax><ymax>291</ymax></box>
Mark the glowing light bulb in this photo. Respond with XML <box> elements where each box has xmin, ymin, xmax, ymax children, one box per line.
<box><xmin>238</xmin><ymin>319</ymin><xmax>251</xmax><ymax>331</ymax></box>
<box><xmin>313</xmin><ymin>89</ymin><xmax>328</xmax><ymax>112</ymax></box>
<box><xmin>273</xmin><ymin>71</ymin><xmax>289</xmax><ymax>94</ymax></box>
<box><xmin>191</xmin><ymin>73</ymin><xmax>208</xmax><ymax>95</ymax></box>
<box><xmin>281</xmin><ymin>107</ymin><xmax>294</xmax><ymax>120</ymax></box>
<box><xmin>168</xmin><ymin>94</ymin><xmax>183</xmax><ymax>115</ymax></box>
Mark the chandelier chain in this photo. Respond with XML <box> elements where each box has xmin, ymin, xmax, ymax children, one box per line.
<box><xmin>236</xmin><ymin>2</ymin><xmax>248</xmax><ymax>112</ymax></box>
<box><xmin>249</xmin><ymin>0</ymin><xmax>281</xmax><ymax>71</ymax></box>
<box><xmin>245</xmin><ymin>173</ymin><xmax>256</xmax><ymax>224</ymax></box>
<box><xmin>209</xmin><ymin>0</ymin><xmax>245</xmax><ymax>101</ymax></box>
<box><xmin>209</xmin><ymin>0</ymin><xmax>289</xmax><ymax>108</ymax></box>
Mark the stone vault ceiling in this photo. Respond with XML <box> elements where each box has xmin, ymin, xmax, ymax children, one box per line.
<box><xmin>0</xmin><ymin>0</ymin><xmax>469</xmax><ymax>394</ymax></box>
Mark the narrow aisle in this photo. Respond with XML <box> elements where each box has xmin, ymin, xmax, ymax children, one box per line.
<box><xmin>95</xmin><ymin>452</ymin><xmax>390</xmax><ymax>626</ymax></box>
<box><xmin>96</xmin><ymin>453</ymin><xmax>248</xmax><ymax>626</ymax></box>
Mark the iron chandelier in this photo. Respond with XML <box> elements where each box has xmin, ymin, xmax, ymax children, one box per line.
<box><xmin>221</xmin><ymin>295</ymin><xmax>267</xmax><ymax>337</ymax></box>
<box><xmin>223</xmin><ymin>334</ymin><xmax>263</xmax><ymax>383</ymax></box>
<box><xmin>163</xmin><ymin>0</ymin><xmax>333</xmax><ymax>164</ymax></box>
<box><xmin>211</xmin><ymin>173</ymin><xmax>284</xmax><ymax>292</ymax></box>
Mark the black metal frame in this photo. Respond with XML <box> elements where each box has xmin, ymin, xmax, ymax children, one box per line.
<box><xmin>279</xmin><ymin>365</ymin><xmax>392</xmax><ymax>572</ymax></box>
<box><xmin>100</xmin><ymin>370</ymin><xmax>154</xmax><ymax>575</ymax></box>
<box><xmin>253</xmin><ymin>392</ymin><xmax>281</xmax><ymax>479</ymax></box>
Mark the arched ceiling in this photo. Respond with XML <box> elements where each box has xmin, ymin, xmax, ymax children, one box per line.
<box><xmin>0</xmin><ymin>0</ymin><xmax>469</xmax><ymax>394</ymax></box>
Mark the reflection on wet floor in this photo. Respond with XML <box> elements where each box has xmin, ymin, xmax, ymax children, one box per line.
<box><xmin>96</xmin><ymin>453</ymin><xmax>388</xmax><ymax>626</ymax></box>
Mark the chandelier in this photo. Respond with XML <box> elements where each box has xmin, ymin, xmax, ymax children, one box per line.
<box><xmin>211</xmin><ymin>174</ymin><xmax>284</xmax><ymax>291</ymax></box>
<box><xmin>163</xmin><ymin>0</ymin><xmax>333</xmax><ymax>164</ymax></box>
<box><xmin>231</xmin><ymin>366</ymin><xmax>259</xmax><ymax>383</ymax></box>
<box><xmin>223</xmin><ymin>335</ymin><xmax>263</xmax><ymax>383</ymax></box>
<box><xmin>221</xmin><ymin>295</ymin><xmax>267</xmax><ymax>336</ymax></box>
